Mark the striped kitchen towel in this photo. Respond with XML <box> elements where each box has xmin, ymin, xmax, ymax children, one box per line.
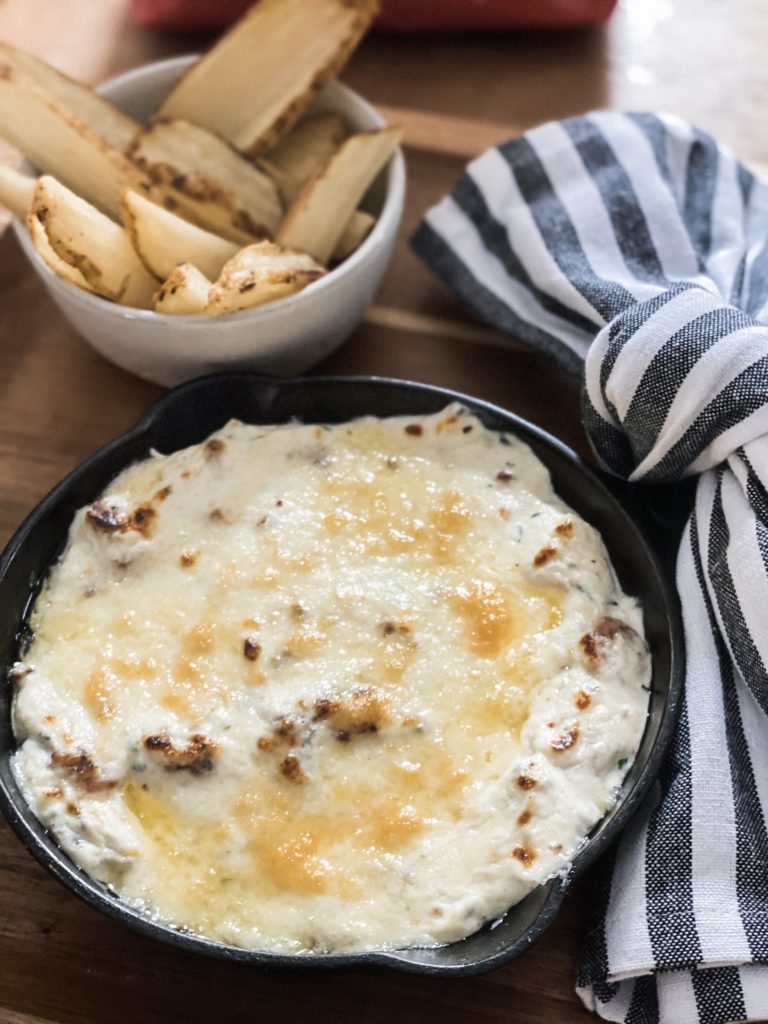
<box><xmin>412</xmin><ymin>113</ymin><xmax>768</xmax><ymax>1024</ymax></box>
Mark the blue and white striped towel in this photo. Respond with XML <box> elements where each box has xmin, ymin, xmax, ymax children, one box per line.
<box><xmin>412</xmin><ymin>112</ymin><xmax>768</xmax><ymax>1024</ymax></box>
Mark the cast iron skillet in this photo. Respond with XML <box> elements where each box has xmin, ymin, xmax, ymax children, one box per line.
<box><xmin>0</xmin><ymin>373</ymin><xmax>684</xmax><ymax>976</ymax></box>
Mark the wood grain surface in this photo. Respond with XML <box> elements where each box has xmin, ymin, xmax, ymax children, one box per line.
<box><xmin>0</xmin><ymin>2</ymin><xmax>765</xmax><ymax>1022</ymax></box>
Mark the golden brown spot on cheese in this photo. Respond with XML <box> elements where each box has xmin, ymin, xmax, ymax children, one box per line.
<box><xmin>83</xmin><ymin>668</ymin><xmax>116</xmax><ymax>722</ymax></box>
<box><xmin>43</xmin><ymin>786</ymin><xmax>63</xmax><ymax>800</ymax></box>
<box><xmin>183</xmin><ymin>623</ymin><xmax>215</xmax><ymax>655</ymax></box>
<box><xmin>581</xmin><ymin>617</ymin><xmax>641</xmax><ymax>671</ymax></box>
<box><xmin>370</xmin><ymin>800</ymin><xmax>423</xmax><ymax>850</ymax></box>
<box><xmin>312</xmin><ymin>698</ymin><xmax>339</xmax><ymax>721</ymax></box>
<box><xmin>435</xmin><ymin>413</ymin><xmax>459</xmax><ymax>434</ymax></box>
<box><xmin>404</xmin><ymin>423</ymin><xmax>423</xmax><ymax>436</ymax></box>
<box><xmin>315</xmin><ymin>687</ymin><xmax>388</xmax><ymax>740</ymax></box>
<box><xmin>533</xmin><ymin>543</ymin><xmax>558</xmax><ymax>567</ymax></box>
<box><xmin>143</xmin><ymin>732</ymin><xmax>217</xmax><ymax>774</ymax></box>
<box><xmin>250</xmin><ymin>828</ymin><xmax>330</xmax><ymax>895</ymax></box>
<box><xmin>284</xmin><ymin>627</ymin><xmax>326</xmax><ymax>658</ymax></box>
<box><xmin>550</xmin><ymin>726</ymin><xmax>579</xmax><ymax>752</ymax></box>
<box><xmin>251</xmin><ymin>567</ymin><xmax>279</xmax><ymax>589</ymax></box>
<box><xmin>431</xmin><ymin>491</ymin><xmax>472</xmax><ymax>561</ymax></box>
<box><xmin>517</xmin><ymin>774</ymin><xmax>537</xmax><ymax>790</ymax></box>
<box><xmin>595</xmin><ymin>616</ymin><xmax>638</xmax><ymax>642</ymax></box>
<box><xmin>243</xmin><ymin>637</ymin><xmax>261</xmax><ymax>661</ymax></box>
<box><xmin>154</xmin><ymin>485</ymin><xmax>172</xmax><ymax>502</ymax></box>
<box><xmin>378</xmin><ymin>626</ymin><xmax>417</xmax><ymax>682</ymax></box>
<box><xmin>51</xmin><ymin>750</ymin><xmax>116</xmax><ymax>792</ymax></box>
<box><xmin>555</xmin><ymin>519</ymin><xmax>574</xmax><ymax>537</ymax></box>
<box><xmin>381</xmin><ymin>620</ymin><xmax>410</xmax><ymax>636</ymax></box>
<box><xmin>575</xmin><ymin>690</ymin><xmax>592</xmax><ymax>710</ymax></box>
<box><xmin>158</xmin><ymin>690</ymin><xmax>188</xmax><ymax>716</ymax></box>
<box><xmin>109</xmin><ymin>654</ymin><xmax>156</xmax><ymax>682</ymax></box>
<box><xmin>179</xmin><ymin>550</ymin><xmax>199</xmax><ymax>568</ymax></box>
<box><xmin>452</xmin><ymin>580</ymin><xmax>513</xmax><ymax>658</ymax></box>
<box><xmin>512</xmin><ymin>845</ymin><xmax>536</xmax><ymax>867</ymax></box>
<box><xmin>257</xmin><ymin>718</ymin><xmax>299</xmax><ymax>752</ymax></box>
<box><xmin>322</xmin><ymin>510</ymin><xmax>352</xmax><ymax>535</ymax></box>
<box><xmin>279</xmin><ymin>755</ymin><xmax>307</xmax><ymax>784</ymax></box>
<box><xmin>129</xmin><ymin>506</ymin><xmax>156</xmax><ymax>537</ymax></box>
<box><xmin>496</xmin><ymin>469</ymin><xmax>515</xmax><ymax>483</ymax></box>
<box><xmin>517</xmin><ymin>805</ymin><xmax>533</xmax><ymax>826</ymax></box>
<box><xmin>499</xmin><ymin>507</ymin><xmax>511</xmax><ymax>521</ymax></box>
<box><xmin>180</xmin><ymin>469</ymin><xmax>191</xmax><ymax>479</ymax></box>
<box><xmin>204</xmin><ymin>438</ymin><xmax>225</xmax><ymax>457</ymax></box>
<box><xmin>580</xmin><ymin>631</ymin><xmax>600</xmax><ymax>668</ymax></box>
<box><xmin>209</xmin><ymin>507</ymin><xmax>227</xmax><ymax>522</ymax></box>
<box><xmin>470</xmin><ymin>681</ymin><xmax>531</xmax><ymax>739</ymax></box>
<box><xmin>43</xmin><ymin>713</ymin><xmax>55</xmax><ymax>725</ymax></box>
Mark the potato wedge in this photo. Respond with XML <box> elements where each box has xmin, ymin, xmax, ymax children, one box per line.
<box><xmin>27</xmin><ymin>209</ymin><xmax>95</xmax><ymax>293</ymax></box>
<box><xmin>149</xmin><ymin>186</ymin><xmax>261</xmax><ymax>246</ymax></box>
<box><xmin>129</xmin><ymin>118</ymin><xmax>282</xmax><ymax>238</ymax></box>
<box><xmin>33</xmin><ymin>176</ymin><xmax>156</xmax><ymax>306</ymax></box>
<box><xmin>206</xmin><ymin>241</ymin><xmax>325</xmax><ymax>315</ymax></box>
<box><xmin>156</xmin><ymin>0</ymin><xmax>379</xmax><ymax>156</ymax></box>
<box><xmin>121</xmin><ymin>188</ymin><xmax>238</xmax><ymax>281</ymax></box>
<box><xmin>0</xmin><ymin>62</ymin><xmax>149</xmax><ymax>219</ymax></box>
<box><xmin>266</xmin><ymin>114</ymin><xmax>347</xmax><ymax>202</ymax></box>
<box><xmin>0</xmin><ymin>165</ymin><xmax>34</xmax><ymax>218</ymax></box>
<box><xmin>277</xmin><ymin>128</ymin><xmax>400</xmax><ymax>264</ymax></box>
<box><xmin>0</xmin><ymin>43</ymin><xmax>139</xmax><ymax>151</ymax></box>
<box><xmin>154</xmin><ymin>263</ymin><xmax>212</xmax><ymax>315</ymax></box>
<box><xmin>332</xmin><ymin>209</ymin><xmax>376</xmax><ymax>262</ymax></box>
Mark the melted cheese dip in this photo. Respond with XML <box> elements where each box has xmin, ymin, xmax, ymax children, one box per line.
<box><xmin>11</xmin><ymin>405</ymin><xmax>650</xmax><ymax>953</ymax></box>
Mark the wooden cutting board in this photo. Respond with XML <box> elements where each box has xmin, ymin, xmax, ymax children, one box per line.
<box><xmin>0</xmin><ymin>2</ymin><xmax>766</xmax><ymax>1021</ymax></box>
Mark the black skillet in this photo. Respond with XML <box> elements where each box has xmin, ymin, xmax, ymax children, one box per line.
<box><xmin>0</xmin><ymin>373</ymin><xmax>685</xmax><ymax>975</ymax></box>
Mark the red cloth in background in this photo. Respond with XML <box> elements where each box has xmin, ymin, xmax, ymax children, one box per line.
<box><xmin>130</xmin><ymin>0</ymin><xmax>616</xmax><ymax>33</ymax></box>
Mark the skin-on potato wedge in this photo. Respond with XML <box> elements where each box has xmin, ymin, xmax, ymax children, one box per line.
<box><xmin>0</xmin><ymin>165</ymin><xmax>34</xmax><ymax>219</ymax></box>
<box><xmin>332</xmin><ymin>209</ymin><xmax>376</xmax><ymax>262</ymax></box>
<box><xmin>32</xmin><ymin>176</ymin><xmax>157</xmax><ymax>307</ymax></box>
<box><xmin>129</xmin><ymin>118</ymin><xmax>283</xmax><ymax>239</ymax></box>
<box><xmin>0</xmin><ymin>62</ymin><xmax>149</xmax><ymax>220</ymax></box>
<box><xmin>206</xmin><ymin>240</ymin><xmax>325</xmax><ymax>315</ymax></box>
<box><xmin>277</xmin><ymin>127</ymin><xmax>400</xmax><ymax>264</ymax></box>
<box><xmin>266</xmin><ymin>114</ymin><xmax>347</xmax><ymax>203</ymax></box>
<box><xmin>121</xmin><ymin>188</ymin><xmax>238</xmax><ymax>281</ymax></box>
<box><xmin>156</xmin><ymin>0</ymin><xmax>379</xmax><ymax>157</ymax></box>
<box><xmin>27</xmin><ymin>210</ymin><xmax>95</xmax><ymax>293</ymax></box>
<box><xmin>149</xmin><ymin>185</ymin><xmax>261</xmax><ymax>246</ymax></box>
<box><xmin>0</xmin><ymin>43</ymin><xmax>139</xmax><ymax>151</ymax></box>
<box><xmin>154</xmin><ymin>263</ymin><xmax>212</xmax><ymax>315</ymax></box>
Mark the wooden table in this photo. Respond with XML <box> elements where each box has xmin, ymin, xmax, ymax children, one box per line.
<box><xmin>0</xmin><ymin>3</ymin><xmax>766</xmax><ymax>1022</ymax></box>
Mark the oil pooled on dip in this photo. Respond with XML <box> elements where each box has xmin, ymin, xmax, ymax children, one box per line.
<box><xmin>11</xmin><ymin>405</ymin><xmax>650</xmax><ymax>953</ymax></box>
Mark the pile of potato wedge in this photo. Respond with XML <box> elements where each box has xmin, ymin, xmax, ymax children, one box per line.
<box><xmin>0</xmin><ymin>0</ymin><xmax>401</xmax><ymax>316</ymax></box>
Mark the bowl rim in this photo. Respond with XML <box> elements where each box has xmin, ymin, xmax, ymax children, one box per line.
<box><xmin>12</xmin><ymin>54</ymin><xmax>406</xmax><ymax>326</ymax></box>
<box><xmin>0</xmin><ymin>373</ymin><xmax>685</xmax><ymax>976</ymax></box>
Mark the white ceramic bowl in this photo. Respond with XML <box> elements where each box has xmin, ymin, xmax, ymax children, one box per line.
<box><xmin>13</xmin><ymin>56</ymin><xmax>405</xmax><ymax>386</ymax></box>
